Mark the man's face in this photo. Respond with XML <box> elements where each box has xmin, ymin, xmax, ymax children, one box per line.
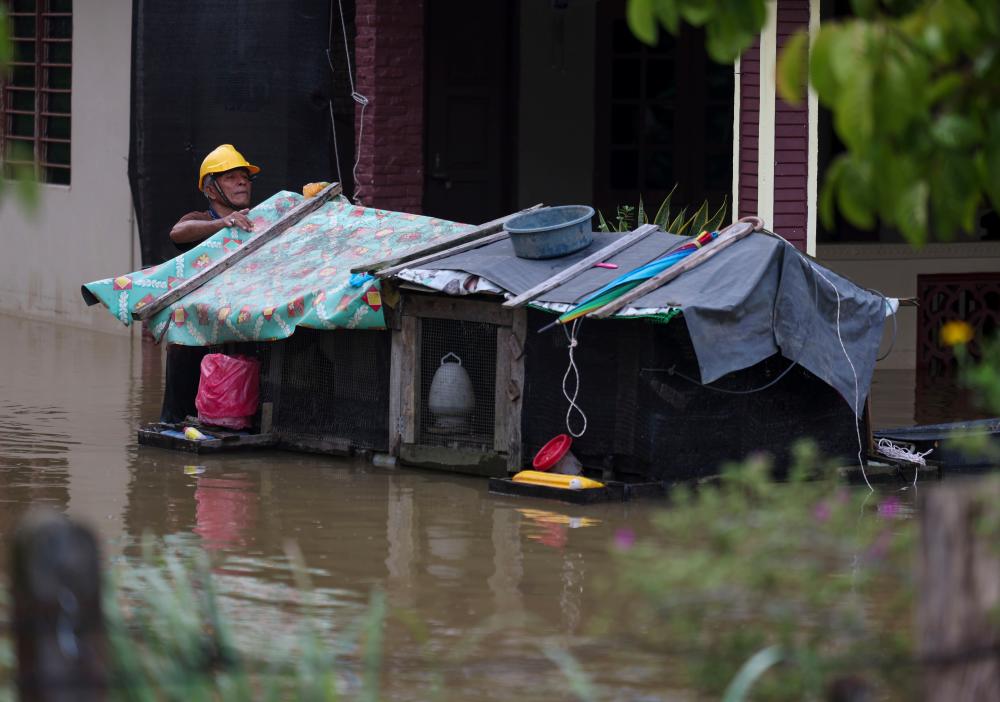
<box><xmin>211</xmin><ymin>168</ymin><xmax>252</xmax><ymax>208</ymax></box>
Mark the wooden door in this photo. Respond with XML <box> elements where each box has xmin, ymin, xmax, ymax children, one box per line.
<box><xmin>593</xmin><ymin>0</ymin><xmax>733</xmax><ymax>223</ymax></box>
<box><xmin>423</xmin><ymin>0</ymin><xmax>514</xmax><ymax>224</ymax></box>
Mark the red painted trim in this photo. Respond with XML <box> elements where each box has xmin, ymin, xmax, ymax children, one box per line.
<box><xmin>738</xmin><ymin>36</ymin><xmax>761</xmax><ymax>219</ymax></box>
<box><xmin>773</xmin><ymin>0</ymin><xmax>809</xmax><ymax>249</ymax></box>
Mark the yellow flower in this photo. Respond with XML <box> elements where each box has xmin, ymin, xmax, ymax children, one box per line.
<box><xmin>940</xmin><ymin>320</ymin><xmax>974</xmax><ymax>347</ymax></box>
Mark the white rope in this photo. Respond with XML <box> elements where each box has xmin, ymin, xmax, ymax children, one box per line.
<box><xmin>767</xmin><ymin>230</ymin><xmax>875</xmax><ymax>491</ymax></box>
<box><xmin>327</xmin><ymin>0</ymin><xmax>369</xmax><ymax>203</ymax></box>
<box><xmin>875</xmin><ymin>438</ymin><xmax>932</xmax><ymax>466</ymax></box>
<box><xmin>876</xmin><ymin>437</ymin><xmax>931</xmax><ymax>487</ymax></box>
<box><xmin>562</xmin><ymin>320</ymin><xmax>588</xmax><ymax>438</ymax></box>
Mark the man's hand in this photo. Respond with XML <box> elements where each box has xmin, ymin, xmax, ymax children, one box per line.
<box><xmin>223</xmin><ymin>209</ymin><xmax>254</xmax><ymax>232</ymax></box>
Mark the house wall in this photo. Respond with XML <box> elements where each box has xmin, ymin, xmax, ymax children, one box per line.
<box><xmin>516</xmin><ymin>0</ymin><xmax>596</xmax><ymax>208</ymax></box>
<box><xmin>737</xmin><ymin>38</ymin><xmax>761</xmax><ymax>221</ymax></box>
<box><xmin>818</xmin><ymin>243</ymin><xmax>1000</xmax><ymax>370</ymax></box>
<box><xmin>353</xmin><ymin>0</ymin><xmax>425</xmax><ymax>213</ymax></box>
<box><xmin>0</xmin><ymin>0</ymin><xmax>136</xmax><ymax>335</ymax></box>
<box><xmin>773</xmin><ymin>0</ymin><xmax>809</xmax><ymax>249</ymax></box>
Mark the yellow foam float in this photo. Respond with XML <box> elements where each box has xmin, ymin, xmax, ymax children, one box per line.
<box><xmin>511</xmin><ymin>470</ymin><xmax>604</xmax><ymax>490</ymax></box>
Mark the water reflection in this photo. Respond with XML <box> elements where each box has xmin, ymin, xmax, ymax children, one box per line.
<box><xmin>0</xmin><ymin>311</ymin><xmax>990</xmax><ymax>700</ymax></box>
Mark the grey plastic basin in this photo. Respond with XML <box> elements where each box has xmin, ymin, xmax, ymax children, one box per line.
<box><xmin>504</xmin><ymin>205</ymin><xmax>595</xmax><ymax>259</ymax></box>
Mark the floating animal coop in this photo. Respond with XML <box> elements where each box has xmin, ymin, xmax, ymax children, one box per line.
<box><xmin>380</xmin><ymin>214</ymin><xmax>889</xmax><ymax>482</ymax></box>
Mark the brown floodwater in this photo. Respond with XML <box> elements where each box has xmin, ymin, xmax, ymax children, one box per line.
<box><xmin>0</xmin><ymin>312</ymin><xmax>990</xmax><ymax>699</ymax></box>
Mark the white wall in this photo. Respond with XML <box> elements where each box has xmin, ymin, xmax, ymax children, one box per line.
<box><xmin>517</xmin><ymin>0</ymin><xmax>596</xmax><ymax>207</ymax></box>
<box><xmin>0</xmin><ymin>0</ymin><xmax>136</xmax><ymax>336</ymax></box>
<box><xmin>818</xmin><ymin>241</ymin><xmax>1000</xmax><ymax>370</ymax></box>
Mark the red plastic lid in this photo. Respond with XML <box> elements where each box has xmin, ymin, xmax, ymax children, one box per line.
<box><xmin>533</xmin><ymin>434</ymin><xmax>573</xmax><ymax>471</ymax></box>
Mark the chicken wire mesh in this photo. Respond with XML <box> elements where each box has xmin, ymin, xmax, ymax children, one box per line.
<box><xmin>269</xmin><ymin>328</ymin><xmax>391</xmax><ymax>451</ymax></box>
<box><xmin>418</xmin><ymin>318</ymin><xmax>498</xmax><ymax>450</ymax></box>
<box><xmin>521</xmin><ymin>310</ymin><xmax>864</xmax><ymax>481</ymax></box>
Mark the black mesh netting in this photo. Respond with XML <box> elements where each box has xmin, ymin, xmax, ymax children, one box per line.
<box><xmin>129</xmin><ymin>0</ymin><xmax>356</xmax><ymax>265</ymax></box>
<box><xmin>521</xmin><ymin>310</ymin><xmax>866</xmax><ymax>481</ymax></box>
<box><xmin>269</xmin><ymin>328</ymin><xmax>391</xmax><ymax>451</ymax></box>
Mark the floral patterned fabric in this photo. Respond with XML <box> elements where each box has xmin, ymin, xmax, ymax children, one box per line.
<box><xmin>83</xmin><ymin>191</ymin><xmax>473</xmax><ymax>345</ymax></box>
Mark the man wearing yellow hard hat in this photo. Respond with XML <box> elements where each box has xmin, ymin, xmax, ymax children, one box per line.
<box><xmin>168</xmin><ymin>144</ymin><xmax>261</xmax><ymax>251</ymax></box>
<box><xmin>159</xmin><ymin>144</ymin><xmax>260</xmax><ymax>424</ymax></box>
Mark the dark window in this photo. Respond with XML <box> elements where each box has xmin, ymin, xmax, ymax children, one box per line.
<box><xmin>1</xmin><ymin>0</ymin><xmax>72</xmax><ymax>184</ymax></box>
<box><xmin>595</xmin><ymin>1</ymin><xmax>733</xmax><ymax>219</ymax></box>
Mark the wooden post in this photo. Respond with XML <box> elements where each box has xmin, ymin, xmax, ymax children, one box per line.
<box><xmin>917</xmin><ymin>479</ymin><xmax>1000</xmax><ymax>701</ymax></box>
<box><xmin>12</xmin><ymin>510</ymin><xmax>107</xmax><ymax>701</ymax></box>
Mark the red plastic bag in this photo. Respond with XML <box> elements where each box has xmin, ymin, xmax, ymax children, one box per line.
<box><xmin>195</xmin><ymin>353</ymin><xmax>261</xmax><ymax>430</ymax></box>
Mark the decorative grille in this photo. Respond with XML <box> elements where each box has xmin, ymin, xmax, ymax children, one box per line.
<box><xmin>917</xmin><ymin>273</ymin><xmax>1000</xmax><ymax>375</ymax></box>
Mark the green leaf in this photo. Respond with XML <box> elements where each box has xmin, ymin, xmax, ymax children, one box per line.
<box><xmin>809</xmin><ymin>28</ymin><xmax>841</xmax><ymax>103</ymax></box>
<box><xmin>597</xmin><ymin>209</ymin><xmax>612</xmax><ymax>233</ymax></box>
<box><xmin>627</xmin><ymin>0</ymin><xmax>658</xmax><ymax>46</ymax></box>
<box><xmin>894</xmin><ymin>179</ymin><xmax>929</xmax><ymax>247</ymax></box>
<box><xmin>638</xmin><ymin>194</ymin><xmax>648</xmax><ymax>225</ymax></box>
<box><xmin>679</xmin><ymin>2</ymin><xmax>714</xmax><ymax>26</ymax></box>
<box><xmin>705</xmin><ymin>195</ymin><xmax>729</xmax><ymax>232</ymax></box>
<box><xmin>777</xmin><ymin>31</ymin><xmax>809</xmax><ymax>105</ymax></box>
<box><xmin>836</xmin><ymin>156</ymin><xmax>876</xmax><ymax>229</ymax></box>
<box><xmin>833</xmin><ymin>66</ymin><xmax>874</xmax><ymax>149</ymax></box>
<box><xmin>930</xmin><ymin>113</ymin><xmax>981</xmax><ymax>149</ymax></box>
<box><xmin>0</xmin><ymin>8</ymin><xmax>11</xmax><ymax>67</ymax></box>
<box><xmin>652</xmin><ymin>0</ymin><xmax>681</xmax><ymax>33</ymax></box>
<box><xmin>653</xmin><ymin>183</ymin><xmax>678</xmax><ymax>228</ymax></box>
<box><xmin>687</xmin><ymin>199</ymin><xmax>711</xmax><ymax>235</ymax></box>
<box><xmin>666</xmin><ymin>207</ymin><xmax>688</xmax><ymax>235</ymax></box>
<box><xmin>983</xmin><ymin>118</ymin><xmax>1000</xmax><ymax>212</ymax></box>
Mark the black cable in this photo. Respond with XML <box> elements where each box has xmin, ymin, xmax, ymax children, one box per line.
<box><xmin>641</xmin><ymin>360</ymin><xmax>798</xmax><ymax>395</ymax></box>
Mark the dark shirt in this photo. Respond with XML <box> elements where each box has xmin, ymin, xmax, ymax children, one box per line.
<box><xmin>173</xmin><ymin>209</ymin><xmax>221</xmax><ymax>253</ymax></box>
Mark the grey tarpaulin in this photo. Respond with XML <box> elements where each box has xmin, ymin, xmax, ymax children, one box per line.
<box><xmin>416</xmin><ymin>231</ymin><xmax>886</xmax><ymax>416</ymax></box>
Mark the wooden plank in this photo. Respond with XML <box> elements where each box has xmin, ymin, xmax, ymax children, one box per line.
<box><xmin>506</xmin><ymin>308</ymin><xmax>527</xmax><ymax>473</ymax></box>
<box><xmin>277</xmin><ymin>433</ymin><xmax>352</xmax><ymax>456</ymax></box>
<box><xmin>501</xmin><ymin>224</ymin><xmax>660</xmax><ymax>309</ymax></box>
<box><xmin>134</xmin><ymin>182</ymin><xmax>343</xmax><ymax>321</ymax></box>
<box><xmin>13</xmin><ymin>511</ymin><xmax>108</xmax><ymax>701</ymax></box>
<box><xmin>352</xmin><ymin>203</ymin><xmax>543</xmax><ymax>274</ymax></box>
<box><xmin>388</xmin><ymin>326</ymin><xmax>405</xmax><ymax>455</ymax></box>
<box><xmin>918</xmin><ymin>479</ymin><xmax>1000</xmax><ymax>699</ymax></box>
<box><xmin>494</xmin><ymin>326</ymin><xmax>512</xmax><ymax>454</ymax></box>
<box><xmin>588</xmin><ymin>218</ymin><xmax>762</xmax><ymax>319</ymax></box>
<box><xmin>404</xmin><ymin>294</ymin><xmax>513</xmax><ymax>327</ymax></box>
<box><xmin>399</xmin><ymin>316</ymin><xmax>420</xmax><ymax>444</ymax></box>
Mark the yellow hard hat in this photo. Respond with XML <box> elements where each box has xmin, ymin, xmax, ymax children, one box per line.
<box><xmin>198</xmin><ymin>144</ymin><xmax>261</xmax><ymax>191</ymax></box>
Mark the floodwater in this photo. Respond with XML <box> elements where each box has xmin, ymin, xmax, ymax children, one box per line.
<box><xmin>0</xmin><ymin>312</ymin><xmax>988</xmax><ymax>699</ymax></box>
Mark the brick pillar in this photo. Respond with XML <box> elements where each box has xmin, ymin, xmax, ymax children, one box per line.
<box><xmin>353</xmin><ymin>0</ymin><xmax>425</xmax><ymax>213</ymax></box>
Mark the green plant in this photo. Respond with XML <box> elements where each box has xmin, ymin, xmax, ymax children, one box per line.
<box><xmin>597</xmin><ymin>443</ymin><xmax>917</xmax><ymax>700</ymax></box>
<box><xmin>598</xmin><ymin>185</ymin><xmax>728</xmax><ymax>235</ymax></box>
<box><xmin>628</xmin><ymin>0</ymin><xmax>1000</xmax><ymax>246</ymax></box>
<box><xmin>0</xmin><ymin>5</ymin><xmax>39</xmax><ymax>211</ymax></box>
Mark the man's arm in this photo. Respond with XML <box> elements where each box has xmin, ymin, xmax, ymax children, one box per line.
<box><xmin>169</xmin><ymin>209</ymin><xmax>253</xmax><ymax>245</ymax></box>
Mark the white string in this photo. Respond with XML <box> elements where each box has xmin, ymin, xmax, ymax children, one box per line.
<box><xmin>766</xmin><ymin>230</ymin><xmax>874</xmax><ymax>491</ymax></box>
<box><xmin>327</xmin><ymin>0</ymin><xmax>370</xmax><ymax>203</ymax></box>
<box><xmin>876</xmin><ymin>437</ymin><xmax>931</xmax><ymax>487</ymax></box>
<box><xmin>561</xmin><ymin>319</ymin><xmax>588</xmax><ymax>438</ymax></box>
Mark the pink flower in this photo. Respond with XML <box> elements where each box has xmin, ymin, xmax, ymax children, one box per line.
<box><xmin>614</xmin><ymin>528</ymin><xmax>636</xmax><ymax>551</ymax></box>
<box><xmin>813</xmin><ymin>501</ymin><xmax>831</xmax><ymax>523</ymax></box>
<box><xmin>877</xmin><ymin>496</ymin><xmax>901</xmax><ymax>519</ymax></box>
